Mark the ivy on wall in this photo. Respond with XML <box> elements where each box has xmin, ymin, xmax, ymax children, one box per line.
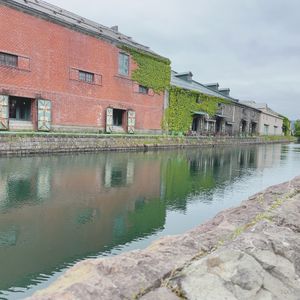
<box><xmin>164</xmin><ymin>86</ymin><xmax>230</xmax><ymax>133</ymax></box>
<box><xmin>281</xmin><ymin>115</ymin><xmax>291</xmax><ymax>136</ymax></box>
<box><xmin>294</xmin><ymin>120</ymin><xmax>300</xmax><ymax>137</ymax></box>
<box><xmin>120</xmin><ymin>46</ymin><xmax>171</xmax><ymax>94</ymax></box>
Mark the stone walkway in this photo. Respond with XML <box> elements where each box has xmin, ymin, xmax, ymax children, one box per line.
<box><xmin>29</xmin><ymin>176</ymin><xmax>300</xmax><ymax>300</ymax></box>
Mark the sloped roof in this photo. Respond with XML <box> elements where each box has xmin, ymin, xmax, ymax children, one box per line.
<box><xmin>171</xmin><ymin>71</ymin><xmax>236</xmax><ymax>101</ymax></box>
<box><xmin>171</xmin><ymin>72</ymin><xmax>263</xmax><ymax>112</ymax></box>
<box><xmin>242</xmin><ymin>101</ymin><xmax>267</xmax><ymax>109</ymax></box>
<box><xmin>241</xmin><ymin>101</ymin><xmax>283</xmax><ymax>118</ymax></box>
<box><xmin>1</xmin><ymin>0</ymin><xmax>167</xmax><ymax>60</ymax></box>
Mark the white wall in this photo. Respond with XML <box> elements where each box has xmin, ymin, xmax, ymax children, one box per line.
<box><xmin>258</xmin><ymin>111</ymin><xmax>283</xmax><ymax>136</ymax></box>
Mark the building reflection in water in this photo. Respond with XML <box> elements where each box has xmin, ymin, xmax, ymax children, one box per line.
<box><xmin>0</xmin><ymin>144</ymin><xmax>284</xmax><ymax>292</ymax></box>
<box><xmin>0</xmin><ymin>153</ymin><xmax>164</xmax><ymax>291</ymax></box>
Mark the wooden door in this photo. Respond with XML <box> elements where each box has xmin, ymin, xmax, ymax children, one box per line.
<box><xmin>0</xmin><ymin>95</ymin><xmax>9</xmax><ymax>130</ymax></box>
<box><xmin>106</xmin><ymin>108</ymin><xmax>113</xmax><ymax>133</ymax></box>
<box><xmin>127</xmin><ymin>110</ymin><xmax>136</xmax><ymax>134</ymax></box>
<box><xmin>38</xmin><ymin>99</ymin><xmax>52</xmax><ymax>131</ymax></box>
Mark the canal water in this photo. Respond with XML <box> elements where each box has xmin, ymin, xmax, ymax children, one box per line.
<box><xmin>0</xmin><ymin>143</ymin><xmax>300</xmax><ymax>299</ymax></box>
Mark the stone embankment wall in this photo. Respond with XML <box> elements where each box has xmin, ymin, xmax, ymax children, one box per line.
<box><xmin>29</xmin><ymin>176</ymin><xmax>300</xmax><ymax>300</ymax></box>
<box><xmin>0</xmin><ymin>133</ymin><xmax>293</xmax><ymax>155</ymax></box>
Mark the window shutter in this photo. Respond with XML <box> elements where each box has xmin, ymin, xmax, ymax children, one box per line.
<box><xmin>106</xmin><ymin>108</ymin><xmax>113</xmax><ymax>133</ymax></box>
<box><xmin>38</xmin><ymin>99</ymin><xmax>52</xmax><ymax>131</ymax></box>
<box><xmin>127</xmin><ymin>110</ymin><xmax>136</xmax><ymax>134</ymax></box>
<box><xmin>0</xmin><ymin>95</ymin><xmax>9</xmax><ymax>130</ymax></box>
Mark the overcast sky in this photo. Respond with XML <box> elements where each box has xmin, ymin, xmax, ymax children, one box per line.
<box><xmin>48</xmin><ymin>0</ymin><xmax>300</xmax><ymax>120</ymax></box>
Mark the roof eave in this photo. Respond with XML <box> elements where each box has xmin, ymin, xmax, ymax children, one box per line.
<box><xmin>1</xmin><ymin>0</ymin><xmax>168</xmax><ymax>61</ymax></box>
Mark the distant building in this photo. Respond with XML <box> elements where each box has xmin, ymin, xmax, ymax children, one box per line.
<box><xmin>170</xmin><ymin>71</ymin><xmax>260</xmax><ymax>136</ymax></box>
<box><xmin>241</xmin><ymin>102</ymin><xmax>283</xmax><ymax>136</ymax></box>
<box><xmin>0</xmin><ymin>0</ymin><xmax>168</xmax><ymax>133</ymax></box>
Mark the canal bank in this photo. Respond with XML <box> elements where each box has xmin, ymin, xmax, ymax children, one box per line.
<box><xmin>29</xmin><ymin>176</ymin><xmax>300</xmax><ymax>300</ymax></box>
<box><xmin>0</xmin><ymin>132</ymin><xmax>294</xmax><ymax>155</ymax></box>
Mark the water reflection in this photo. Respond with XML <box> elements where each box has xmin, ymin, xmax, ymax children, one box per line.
<box><xmin>0</xmin><ymin>153</ymin><xmax>165</xmax><ymax>293</ymax></box>
<box><xmin>0</xmin><ymin>144</ymin><xmax>298</xmax><ymax>298</ymax></box>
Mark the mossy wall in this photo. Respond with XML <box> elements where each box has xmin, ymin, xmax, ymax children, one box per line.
<box><xmin>164</xmin><ymin>86</ymin><xmax>230</xmax><ymax>133</ymax></box>
<box><xmin>121</xmin><ymin>46</ymin><xmax>171</xmax><ymax>94</ymax></box>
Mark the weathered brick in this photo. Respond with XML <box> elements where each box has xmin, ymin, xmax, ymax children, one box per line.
<box><xmin>0</xmin><ymin>4</ymin><xmax>164</xmax><ymax>133</ymax></box>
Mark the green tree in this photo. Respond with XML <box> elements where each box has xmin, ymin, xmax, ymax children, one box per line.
<box><xmin>294</xmin><ymin>120</ymin><xmax>300</xmax><ymax>137</ymax></box>
<box><xmin>281</xmin><ymin>116</ymin><xmax>291</xmax><ymax>136</ymax></box>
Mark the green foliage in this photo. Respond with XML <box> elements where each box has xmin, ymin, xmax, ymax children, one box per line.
<box><xmin>161</xmin><ymin>152</ymin><xmax>216</xmax><ymax>211</ymax></box>
<box><xmin>294</xmin><ymin>120</ymin><xmax>300</xmax><ymax>137</ymax></box>
<box><xmin>164</xmin><ymin>86</ymin><xmax>229</xmax><ymax>133</ymax></box>
<box><xmin>281</xmin><ymin>115</ymin><xmax>291</xmax><ymax>136</ymax></box>
<box><xmin>262</xmin><ymin>135</ymin><xmax>295</xmax><ymax>142</ymax></box>
<box><xmin>120</xmin><ymin>46</ymin><xmax>171</xmax><ymax>94</ymax></box>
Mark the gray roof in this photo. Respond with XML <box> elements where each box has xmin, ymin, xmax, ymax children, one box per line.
<box><xmin>205</xmin><ymin>83</ymin><xmax>219</xmax><ymax>86</ymax></box>
<box><xmin>241</xmin><ymin>101</ymin><xmax>266</xmax><ymax>109</ymax></box>
<box><xmin>2</xmin><ymin>0</ymin><xmax>167</xmax><ymax>59</ymax></box>
<box><xmin>175</xmin><ymin>71</ymin><xmax>193</xmax><ymax>77</ymax></box>
<box><xmin>241</xmin><ymin>101</ymin><xmax>283</xmax><ymax>118</ymax></box>
<box><xmin>205</xmin><ymin>83</ymin><xmax>219</xmax><ymax>90</ymax></box>
<box><xmin>171</xmin><ymin>72</ymin><xmax>263</xmax><ymax>112</ymax></box>
<box><xmin>171</xmin><ymin>71</ymin><xmax>236</xmax><ymax>101</ymax></box>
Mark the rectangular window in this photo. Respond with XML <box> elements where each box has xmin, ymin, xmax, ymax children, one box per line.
<box><xmin>138</xmin><ymin>85</ymin><xmax>149</xmax><ymax>94</ymax></box>
<box><xmin>118</xmin><ymin>53</ymin><xmax>129</xmax><ymax>76</ymax></box>
<box><xmin>79</xmin><ymin>70</ymin><xmax>94</xmax><ymax>83</ymax></box>
<box><xmin>0</xmin><ymin>52</ymin><xmax>18</xmax><ymax>67</ymax></box>
<box><xmin>264</xmin><ymin>124</ymin><xmax>269</xmax><ymax>135</ymax></box>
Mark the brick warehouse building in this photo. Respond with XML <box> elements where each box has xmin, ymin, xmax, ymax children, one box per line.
<box><xmin>0</xmin><ymin>0</ymin><xmax>169</xmax><ymax>133</ymax></box>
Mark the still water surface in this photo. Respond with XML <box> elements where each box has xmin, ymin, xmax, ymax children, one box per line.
<box><xmin>0</xmin><ymin>143</ymin><xmax>300</xmax><ymax>299</ymax></box>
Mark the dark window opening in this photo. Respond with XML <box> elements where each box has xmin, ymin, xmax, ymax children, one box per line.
<box><xmin>216</xmin><ymin>117</ymin><xmax>223</xmax><ymax>133</ymax></box>
<box><xmin>225</xmin><ymin>123</ymin><xmax>233</xmax><ymax>135</ymax></box>
<box><xmin>9</xmin><ymin>97</ymin><xmax>32</xmax><ymax>121</ymax></box>
<box><xmin>241</xmin><ymin>120</ymin><xmax>247</xmax><ymax>133</ymax></box>
<box><xmin>0</xmin><ymin>52</ymin><xmax>18</xmax><ymax>67</ymax></box>
<box><xmin>139</xmin><ymin>85</ymin><xmax>149</xmax><ymax>94</ymax></box>
<box><xmin>113</xmin><ymin>109</ymin><xmax>124</xmax><ymax>126</ymax></box>
<box><xmin>79</xmin><ymin>70</ymin><xmax>94</xmax><ymax>83</ymax></box>
<box><xmin>192</xmin><ymin>117</ymin><xmax>198</xmax><ymax>131</ymax></box>
<box><xmin>251</xmin><ymin>122</ymin><xmax>257</xmax><ymax>134</ymax></box>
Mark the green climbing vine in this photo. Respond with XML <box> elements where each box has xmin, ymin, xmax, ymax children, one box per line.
<box><xmin>164</xmin><ymin>86</ymin><xmax>230</xmax><ymax>133</ymax></box>
<box><xmin>120</xmin><ymin>46</ymin><xmax>171</xmax><ymax>93</ymax></box>
<box><xmin>280</xmin><ymin>115</ymin><xmax>291</xmax><ymax>136</ymax></box>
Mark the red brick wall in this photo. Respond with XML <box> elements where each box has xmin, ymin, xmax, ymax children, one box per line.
<box><xmin>0</xmin><ymin>4</ymin><xmax>165</xmax><ymax>132</ymax></box>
